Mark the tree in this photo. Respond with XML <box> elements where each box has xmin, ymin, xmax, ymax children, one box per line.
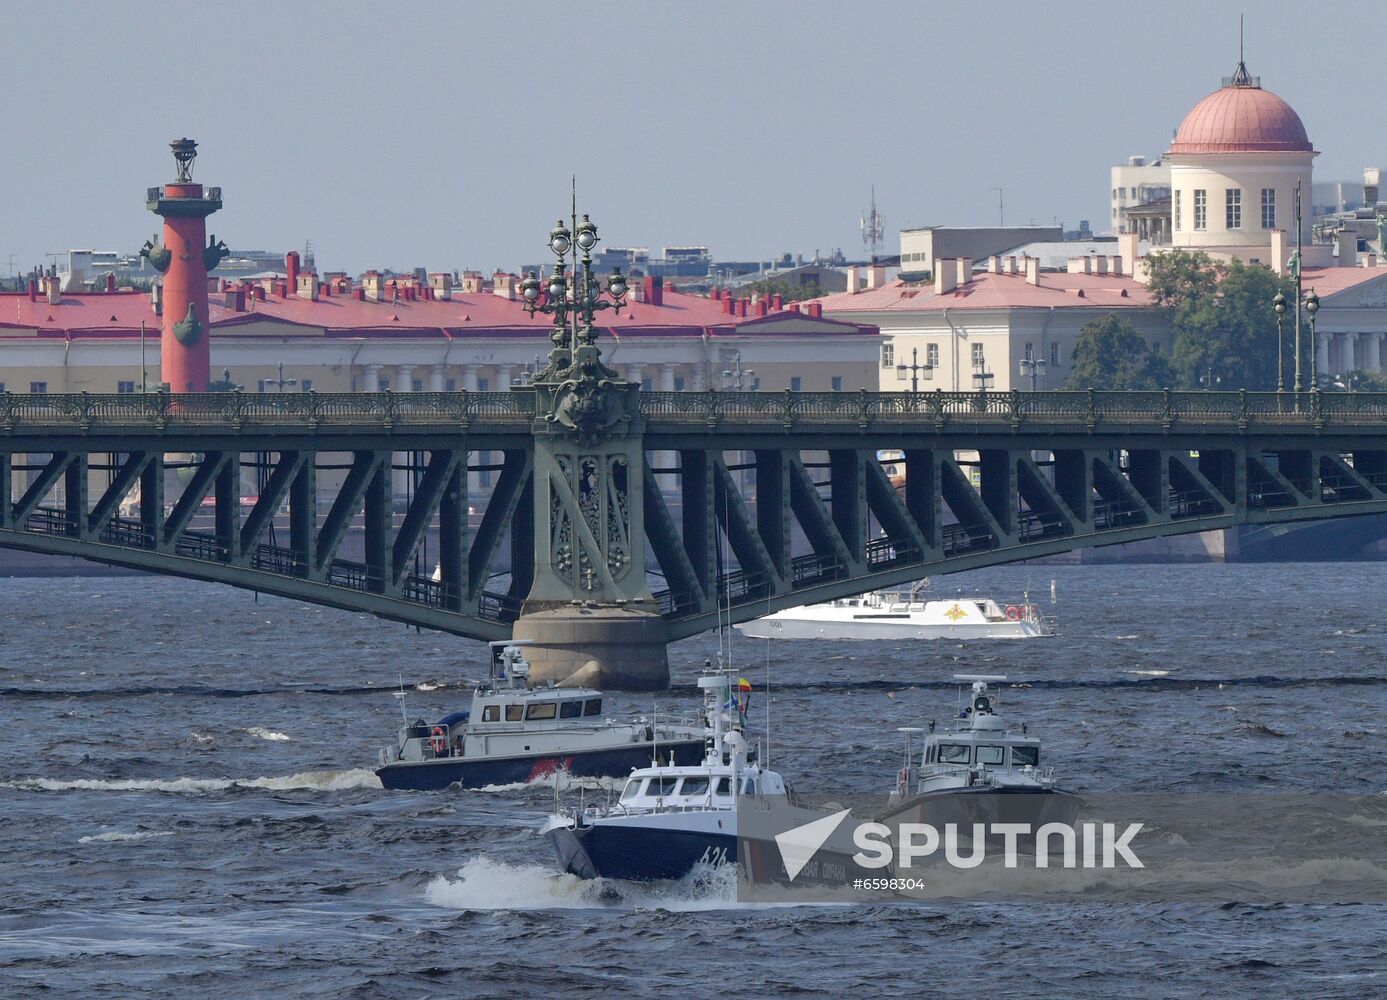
<box><xmin>730</xmin><ymin>277</ymin><xmax>821</xmax><ymax>302</ymax></box>
<box><xmin>1065</xmin><ymin>314</ymin><xmax>1175</xmax><ymax>390</ymax></box>
<box><xmin>1143</xmin><ymin>251</ymin><xmax>1295</xmax><ymax>389</ymax></box>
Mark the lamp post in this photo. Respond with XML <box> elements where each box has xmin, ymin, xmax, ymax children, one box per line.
<box><xmin>1018</xmin><ymin>356</ymin><xmax>1047</xmax><ymax>391</ymax></box>
<box><xmin>1305</xmin><ymin>288</ymin><xmax>1320</xmax><ymax>392</ymax></box>
<box><xmin>971</xmin><ymin>361</ymin><xmax>994</xmax><ymax>411</ymax></box>
<box><xmin>720</xmin><ymin>351</ymin><xmax>755</xmax><ymax>391</ymax></box>
<box><xmin>1199</xmin><ymin>368</ymin><xmax>1222</xmax><ymax>391</ymax></box>
<box><xmin>519</xmin><ymin>211</ymin><xmax>627</xmax><ymax>381</ymax></box>
<box><xmin>1273</xmin><ymin>290</ymin><xmax>1287</xmax><ymax>393</ymax></box>
<box><xmin>259</xmin><ymin>361</ymin><xmax>296</xmax><ymax>393</ymax></box>
<box><xmin>895</xmin><ymin>347</ymin><xmax>934</xmax><ymax>392</ymax></box>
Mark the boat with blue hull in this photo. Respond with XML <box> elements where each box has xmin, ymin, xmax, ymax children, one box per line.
<box><xmin>544</xmin><ymin>667</ymin><xmax>783</xmax><ymax>882</ymax></box>
<box><xmin>375</xmin><ymin>641</ymin><xmax>705</xmax><ymax>791</ymax></box>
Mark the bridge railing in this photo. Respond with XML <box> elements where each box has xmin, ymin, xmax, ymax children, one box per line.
<box><xmin>639</xmin><ymin>389</ymin><xmax>1387</xmax><ymax>431</ymax></box>
<box><xmin>0</xmin><ymin>390</ymin><xmax>536</xmax><ymax>430</ymax></box>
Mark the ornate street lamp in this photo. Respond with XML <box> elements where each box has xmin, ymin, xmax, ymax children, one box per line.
<box><xmin>522</xmin><ymin>212</ymin><xmax>628</xmax><ymax>383</ymax></box>
<box><xmin>1273</xmin><ymin>291</ymin><xmax>1287</xmax><ymax>393</ymax></box>
<box><xmin>1305</xmin><ymin>288</ymin><xmax>1320</xmax><ymax>392</ymax></box>
<box><xmin>896</xmin><ymin>347</ymin><xmax>934</xmax><ymax>392</ymax></box>
<box><xmin>1018</xmin><ymin>356</ymin><xmax>1047</xmax><ymax>391</ymax></box>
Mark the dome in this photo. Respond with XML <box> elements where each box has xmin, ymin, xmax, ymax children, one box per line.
<box><xmin>1169</xmin><ymin>65</ymin><xmax>1311</xmax><ymax>155</ymax></box>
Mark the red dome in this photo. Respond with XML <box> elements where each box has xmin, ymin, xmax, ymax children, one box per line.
<box><xmin>1169</xmin><ymin>81</ymin><xmax>1311</xmax><ymax>155</ymax></box>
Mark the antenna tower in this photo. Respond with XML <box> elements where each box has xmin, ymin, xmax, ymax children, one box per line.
<box><xmin>861</xmin><ymin>185</ymin><xmax>884</xmax><ymax>262</ymax></box>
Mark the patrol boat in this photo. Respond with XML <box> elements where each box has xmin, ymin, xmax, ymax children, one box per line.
<box><xmin>542</xmin><ymin>666</ymin><xmax>787</xmax><ymax>881</ymax></box>
<box><xmin>882</xmin><ymin>674</ymin><xmax>1078</xmax><ymax>828</ymax></box>
<box><xmin>375</xmin><ymin>641</ymin><xmax>705</xmax><ymax>791</ymax></box>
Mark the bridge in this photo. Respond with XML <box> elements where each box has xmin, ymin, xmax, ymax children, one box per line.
<box><xmin>5</xmin><ymin>385</ymin><xmax>1387</xmax><ymax>687</ymax></box>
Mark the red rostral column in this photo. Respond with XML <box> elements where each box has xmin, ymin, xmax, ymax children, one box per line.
<box><xmin>141</xmin><ymin>138</ymin><xmax>227</xmax><ymax>392</ymax></box>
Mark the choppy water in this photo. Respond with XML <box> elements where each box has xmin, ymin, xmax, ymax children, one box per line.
<box><xmin>2</xmin><ymin>564</ymin><xmax>1386</xmax><ymax>997</ymax></box>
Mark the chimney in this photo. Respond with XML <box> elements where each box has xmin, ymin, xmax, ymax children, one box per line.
<box><xmin>737</xmin><ymin>298</ymin><xmax>748</xmax><ymax>317</ymax></box>
<box><xmin>354</xmin><ymin>287</ymin><xmax>366</xmax><ymax>301</ymax></box>
<box><xmin>845</xmin><ymin>265</ymin><xmax>860</xmax><ymax>294</ymax></box>
<box><xmin>723</xmin><ymin>294</ymin><xmax>735</xmax><ymax>315</ymax></box>
<box><xmin>105</xmin><ymin>273</ymin><xmax>116</xmax><ymax>292</ymax></box>
<box><xmin>934</xmin><ymin>258</ymin><xmax>957</xmax><ymax>295</ymax></box>
<box><xmin>285</xmin><ymin>250</ymin><xmax>301</xmax><ymax>291</ymax></box>
<box><xmin>1024</xmin><ymin>257</ymin><xmax>1040</xmax><ymax>286</ymax></box>
<box><xmin>431</xmin><ymin>272</ymin><xmax>455</xmax><ymax>301</ymax></box>
<box><xmin>1270</xmin><ymin>230</ymin><xmax>1287</xmax><ymax>276</ymax></box>
<box><xmin>987</xmin><ymin>255</ymin><xmax>1002</xmax><ymax>273</ymax></box>
<box><xmin>27</xmin><ymin>278</ymin><xmax>37</xmax><ymax>302</ymax></box>
<box><xmin>807</xmin><ymin>302</ymin><xmax>823</xmax><ymax>318</ymax></box>
<box><xmin>643</xmin><ymin>275</ymin><xmax>663</xmax><ymax>306</ymax></box>
<box><xmin>46</xmin><ymin>276</ymin><xmax>61</xmax><ymax>305</ymax></box>
<box><xmin>1336</xmin><ymin>229</ymin><xmax>1357</xmax><ymax>267</ymax></box>
<box><xmin>255</xmin><ymin>285</ymin><xmax>266</xmax><ymax>302</ymax></box>
<box><xmin>1093</xmin><ymin>256</ymin><xmax>1108</xmax><ymax>275</ymax></box>
<box><xmin>1367</xmin><ymin>253</ymin><xmax>1379</xmax><ymax>268</ymax></box>
<box><xmin>234</xmin><ymin>288</ymin><xmax>246</xmax><ymax>312</ymax></box>
<box><xmin>491</xmin><ymin>272</ymin><xmax>515</xmax><ymax>300</ymax></box>
<box><xmin>363</xmin><ymin>272</ymin><xmax>383</xmax><ymax>302</ymax></box>
<box><xmin>771</xmin><ymin>293</ymin><xmax>783</xmax><ymax>310</ymax></box>
<box><xmin>711</xmin><ymin>287</ymin><xmax>722</xmax><ymax>301</ymax></box>
<box><xmin>1108</xmin><ymin>255</ymin><xmax>1124</xmax><ymax>277</ymax></box>
<box><xmin>296</xmin><ymin>273</ymin><xmax>320</xmax><ymax>301</ymax></box>
<box><xmin>1006</xmin><ymin>256</ymin><xmax>1018</xmax><ymax>274</ymax></box>
<box><xmin>1119</xmin><ymin>231</ymin><xmax>1140</xmax><ymax>279</ymax></box>
<box><xmin>956</xmin><ymin>258</ymin><xmax>972</xmax><ymax>286</ymax></box>
<box><xmin>789</xmin><ymin>302</ymin><xmax>802</xmax><ymax>313</ymax></box>
<box><xmin>755</xmin><ymin>300</ymin><xmax>768</xmax><ymax>317</ymax></box>
<box><xmin>1067</xmin><ymin>257</ymin><xmax>1090</xmax><ymax>275</ymax></box>
<box><xmin>867</xmin><ymin>263</ymin><xmax>886</xmax><ymax>289</ymax></box>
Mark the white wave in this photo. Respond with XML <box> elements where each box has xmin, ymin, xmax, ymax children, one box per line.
<box><xmin>78</xmin><ymin>830</ymin><xmax>175</xmax><ymax>844</ymax></box>
<box><xmin>244</xmin><ymin>727</ymin><xmax>291</xmax><ymax>742</ymax></box>
<box><xmin>476</xmin><ymin>772</ymin><xmax>623</xmax><ymax>794</ymax></box>
<box><xmin>3</xmin><ymin>768</ymin><xmax>382</xmax><ymax>794</ymax></box>
<box><xmin>1113</xmin><ymin>635</ymin><xmax>1140</xmax><ymax>641</ymax></box>
<box><xmin>188</xmin><ymin>732</ymin><xmax>215</xmax><ymax>745</ymax></box>
<box><xmin>424</xmin><ymin>856</ymin><xmax>743</xmax><ymax>912</ymax></box>
<box><xmin>415</xmin><ymin>682</ymin><xmax>442</xmax><ymax>692</ymax></box>
<box><xmin>1126</xmin><ymin>669</ymin><xmax>1170</xmax><ymax>677</ymax></box>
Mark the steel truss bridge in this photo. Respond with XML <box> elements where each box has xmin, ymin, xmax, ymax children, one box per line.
<box><xmin>5</xmin><ymin>388</ymin><xmax>1387</xmax><ymax>646</ymax></box>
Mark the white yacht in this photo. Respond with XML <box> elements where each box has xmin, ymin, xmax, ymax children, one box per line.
<box><xmin>543</xmin><ymin>665</ymin><xmax>788</xmax><ymax>882</ymax></box>
<box><xmin>375</xmin><ymin>641</ymin><xmax>704</xmax><ymax>791</ymax></box>
<box><xmin>882</xmin><ymin>674</ymin><xmax>1078</xmax><ymax>828</ymax></box>
<box><xmin>736</xmin><ymin>583</ymin><xmax>1056</xmax><ymax>641</ymax></box>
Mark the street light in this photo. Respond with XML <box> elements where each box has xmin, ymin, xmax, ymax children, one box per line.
<box><xmin>896</xmin><ymin>347</ymin><xmax>934</xmax><ymax>393</ymax></box>
<box><xmin>1200</xmin><ymin>368</ymin><xmax>1222</xmax><ymax>391</ymax></box>
<box><xmin>1272</xmin><ymin>290</ymin><xmax>1287</xmax><ymax>393</ymax></box>
<box><xmin>721</xmin><ymin>350</ymin><xmax>755</xmax><ymax>390</ymax></box>
<box><xmin>1305</xmin><ymin>288</ymin><xmax>1320</xmax><ymax>391</ymax></box>
<box><xmin>260</xmin><ymin>362</ymin><xmax>297</xmax><ymax>393</ymax></box>
<box><xmin>523</xmin><ymin>212</ymin><xmax>627</xmax><ymax>380</ymax></box>
<box><xmin>1018</xmin><ymin>357</ymin><xmax>1047</xmax><ymax>391</ymax></box>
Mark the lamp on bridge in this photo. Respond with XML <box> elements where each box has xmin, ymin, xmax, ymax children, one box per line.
<box><xmin>1018</xmin><ymin>356</ymin><xmax>1047</xmax><ymax>391</ymax></box>
<box><xmin>259</xmin><ymin>362</ymin><xmax>297</xmax><ymax>393</ymax></box>
<box><xmin>721</xmin><ymin>350</ymin><xmax>755</xmax><ymax>390</ymax></box>
<box><xmin>896</xmin><ymin>347</ymin><xmax>933</xmax><ymax>392</ymax></box>
<box><xmin>1199</xmin><ymin>368</ymin><xmax>1222</xmax><ymax>391</ymax></box>
<box><xmin>1273</xmin><ymin>291</ymin><xmax>1287</xmax><ymax>393</ymax></box>
<box><xmin>1304</xmin><ymin>288</ymin><xmax>1320</xmax><ymax>392</ymax></box>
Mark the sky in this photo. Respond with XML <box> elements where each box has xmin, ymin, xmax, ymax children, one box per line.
<box><xmin>1</xmin><ymin>1</ymin><xmax>1381</xmax><ymax>277</ymax></box>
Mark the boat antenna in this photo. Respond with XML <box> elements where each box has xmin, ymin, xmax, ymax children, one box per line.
<box><xmin>651</xmin><ymin>699</ymin><xmax>659</xmax><ymax>766</ymax></box>
<box><xmin>764</xmin><ymin>586</ymin><xmax>772</xmax><ymax>768</ymax></box>
<box><xmin>394</xmin><ymin>671</ymin><xmax>409</xmax><ymax>724</ymax></box>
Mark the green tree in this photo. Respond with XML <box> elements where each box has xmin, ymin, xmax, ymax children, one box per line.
<box><xmin>1065</xmin><ymin>314</ymin><xmax>1174</xmax><ymax>390</ymax></box>
<box><xmin>731</xmin><ymin>277</ymin><xmax>821</xmax><ymax>302</ymax></box>
<box><xmin>1143</xmin><ymin>251</ymin><xmax>1295</xmax><ymax>389</ymax></box>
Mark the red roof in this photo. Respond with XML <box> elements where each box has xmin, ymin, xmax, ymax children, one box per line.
<box><xmin>0</xmin><ymin>287</ymin><xmax>874</xmax><ymax>340</ymax></box>
<box><xmin>1169</xmin><ymin>81</ymin><xmax>1311</xmax><ymax>155</ymax></box>
<box><xmin>814</xmin><ymin>271</ymin><xmax>1156</xmax><ymax>314</ymax></box>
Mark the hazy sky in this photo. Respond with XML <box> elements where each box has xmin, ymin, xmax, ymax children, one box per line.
<box><xmin>2</xmin><ymin>1</ymin><xmax>1380</xmax><ymax>276</ymax></box>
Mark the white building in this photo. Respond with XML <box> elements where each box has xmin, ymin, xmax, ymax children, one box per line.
<box><xmin>1110</xmin><ymin>155</ymin><xmax>1171</xmax><ymax>234</ymax></box>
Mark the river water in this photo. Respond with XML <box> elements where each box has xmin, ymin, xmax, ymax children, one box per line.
<box><xmin>2</xmin><ymin>563</ymin><xmax>1385</xmax><ymax>997</ymax></box>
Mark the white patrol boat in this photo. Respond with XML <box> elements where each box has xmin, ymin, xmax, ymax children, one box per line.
<box><xmin>882</xmin><ymin>674</ymin><xmax>1078</xmax><ymax>829</ymax></box>
<box><xmin>375</xmin><ymin>641</ymin><xmax>705</xmax><ymax>791</ymax></box>
<box><xmin>542</xmin><ymin>666</ymin><xmax>787</xmax><ymax>882</ymax></box>
<box><xmin>735</xmin><ymin>582</ymin><xmax>1056</xmax><ymax>641</ymax></box>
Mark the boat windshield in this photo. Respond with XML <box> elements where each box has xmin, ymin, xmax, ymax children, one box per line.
<box><xmin>620</xmin><ymin>779</ymin><xmax>641</xmax><ymax>802</ymax></box>
<box><xmin>937</xmin><ymin>743</ymin><xmax>971</xmax><ymax>764</ymax></box>
<box><xmin>678</xmin><ymin>776</ymin><xmax>709</xmax><ymax>796</ymax></box>
<box><xmin>1011</xmin><ymin>745</ymin><xmax>1040</xmax><ymax>767</ymax></box>
<box><xmin>976</xmin><ymin>745</ymin><xmax>1004</xmax><ymax>765</ymax></box>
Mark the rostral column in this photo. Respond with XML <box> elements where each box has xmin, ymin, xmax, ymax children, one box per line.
<box><xmin>140</xmin><ymin>138</ymin><xmax>229</xmax><ymax>391</ymax></box>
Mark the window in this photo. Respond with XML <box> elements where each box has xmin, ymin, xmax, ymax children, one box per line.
<box><xmin>300</xmin><ymin>379</ymin><xmax>313</xmax><ymax>392</ymax></box>
<box><xmin>525</xmin><ymin>702</ymin><xmax>557</xmax><ymax>720</ymax></box>
<box><xmin>1261</xmin><ymin>188</ymin><xmax>1276</xmax><ymax>229</ymax></box>
<box><xmin>117</xmin><ymin>381</ymin><xmax>136</xmax><ymax>394</ymax></box>
<box><xmin>1119</xmin><ymin>186</ymin><xmax>1127</xmax><ymax>200</ymax></box>
<box><xmin>1023</xmin><ymin>342</ymin><xmax>1034</xmax><ymax>361</ymax></box>
<box><xmin>926</xmin><ymin>343</ymin><xmax>939</xmax><ymax>367</ymax></box>
<box><xmin>971</xmin><ymin>343</ymin><xmax>984</xmax><ymax>366</ymax></box>
<box><xmin>477</xmin><ymin>378</ymin><xmax>489</xmax><ymax>391</ymax></box>
<box><xmin>976</xmin><ymin>745</ymin><xmax>1005</xmax><ymax>766</ymax></box>
<box><xmin>1174</xmin><ymin>190</ymin><xmax>1182</xmax><ymax>231</ymax></box>
<box><xmin>741</xmin><ymin>776</ymin><xmax>759</xmax><ymax>795</ymax></box>
<box><xmin>677</xmin><ymin>776</ymin><xmax>709</xmax><ymax>796</ymax></box>
<box><xmin>583</xmin><ymin>698</ymin><xmax>602</xmax><ymax>717</ymax></box>
<box><xmin>445</xmin><ymin>379</ymin><xmax>456</xmax><ymax>392</ymax></box>
<box><xmin>881</xmin><ymin>343</ymin><xmax>894</xmax><ymax>368</ymax></box>
<box><xmin>378</xmin><ymin>378</ymin><xmax>390</xmax><ymax>391</ymax></box>
<box><xmin>749</xmin><ymin>376</ymin><xmax>761</xmax><ymax>390</ymax></box>
<box><xmin>482</xmin><ymin>705</ymin><xmax>499</xmax><ymax>722</ymax></box>
<box><xmin>412</xmin><ymin>379</ymin><xmax>423</xmax><ymax>392</ymax></box>
<box><xmin>831</xmin><ymin>375</ymin><xmax>843</xmax><ymax>391</ymax></box>
<box><xmin>937</xmin><ymin>743</ymin><xmax>971</xmax><ymax>764</ymax></box>
<box><xmin>790</xmin><ymin>376</ymin><xmax>802</xmax><ymax>391</ymax></box>
<box><xmin>1226</xmin><ymin>188</ymin><xmax>1242</xmax><ymax>230</ymax></box>
<box><xmin>644</xmin><ymin>777</ymin><xmax>671</xmax><ymax>797</ymax></box>
<box><xmin>713</xmin><ymin>776</ymin><xmax>731</xmax><ymax>797</ymax></box>
<box><xmin>1011</xmin><ymin>745</ymin><xmax>1040</xmax><ymax>767</ymax></box>
<box><xmin>1111</xmin><ymin>188</ymin><xmax>1117</xmax><ymax>199</ymax></box>
<box><xmin>673</xmin><ymin>376</ymin><xmax>685</xmax><ymax>391</ymax></box>
<box><xmin>505</xmin><ymin>704</ymin><xmax>524</xmax><ymax>722</ymax></box>
<box><xmin>29</xmin><ymin>382</ymin><xmax>47</xmax><ymax>394</ymax></box>
<box><xmin>621</xmin><ymin>779</ymin><xmax>641</xmax><ymax>801</ymax></box>
<box><xmin>1194</xmin><ymin>189</ymin><xmax>1207</xmax><ymax>230</ymax></box>
<box><xmin>559</xmin><ymin>700</ymin><xmax>582</xmax><ymax>719</ymax></box>
<box><xmin>896</xmin><ymin>366</ymin><xmax>907</xmax><ymax>382</ymax></box>
<box><xmin>1050</xmin><ymin>342</ymin><xmax>1060</xmax><ymax>366</ymax></box>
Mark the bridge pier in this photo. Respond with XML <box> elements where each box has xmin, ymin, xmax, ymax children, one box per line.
<box><xmin>512</xmin><ymin>605</ymin><xmax>669</xmax><ymax>690</ymax></box>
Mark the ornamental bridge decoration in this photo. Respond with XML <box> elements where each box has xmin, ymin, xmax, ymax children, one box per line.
<box><xmin>7</xmin><ymin>386</ymin><xmax>1387</xmax><ymax>687</ymax></box>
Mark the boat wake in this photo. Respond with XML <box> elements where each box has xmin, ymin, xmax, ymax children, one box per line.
<box><xmin>475</xmin><ymin>772</ymin><xmax>623</xmax><ymax>794</ymax></box>
<box><xmin>77</xmin><ymin>830</ymin><xmax>176</xmax><ymax>844</ymax></box>
<box><xmin>2</xmin><ymin>768</ymin><xmax>383</xmax><ymax>794</ymax></box>
<box><xmin>244</xmin><ymin>726</ymin><xmax>292</xmax><ymax>742</ymax></box>
<box><xmin>424</xmin><ymin>856</ymin><xmax>741</xmax><ymax>912</ymax></box>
